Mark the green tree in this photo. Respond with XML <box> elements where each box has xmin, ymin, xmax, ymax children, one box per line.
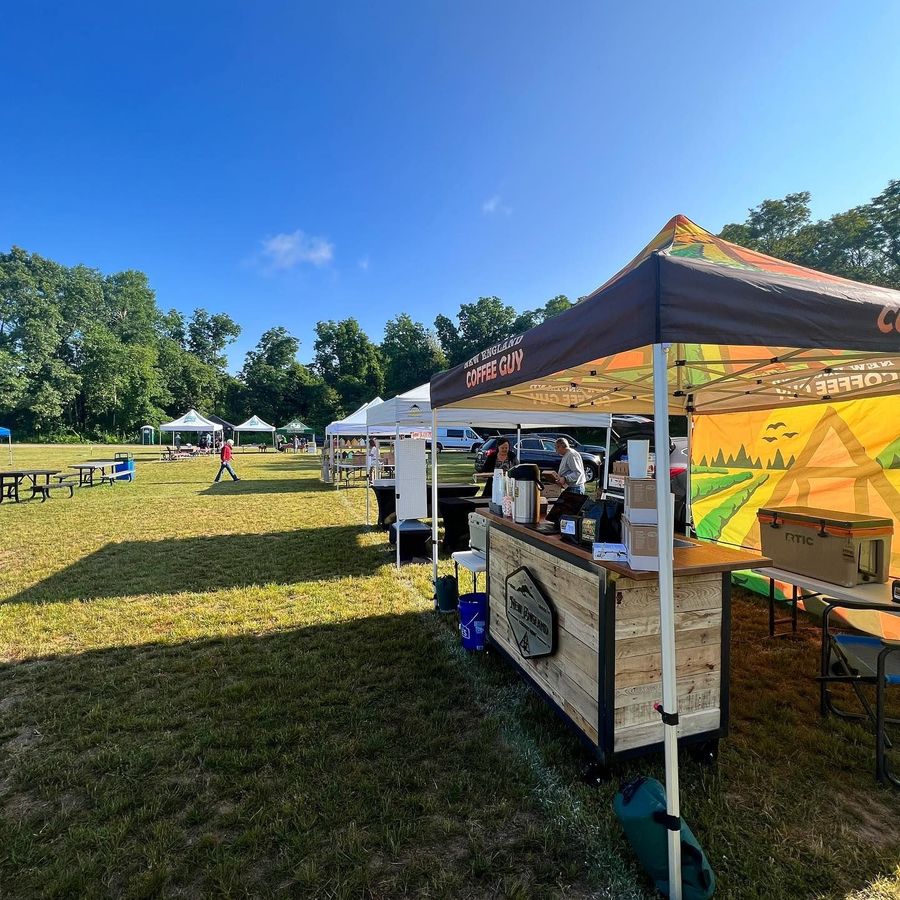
<box><xmin>313</xmin><ymin>318</ymin><xmax>384</xmax><ymax>408</ymax></box>
<box><xmin>380</xmin><ymin>313</ymin><xmax>446</xmax><ymax>396</ymax></box>
<box><xmin>435</xmin><ymin>296</ymin><xmax>520</xmax><ymax>367</ymax></box>
<box><xmin>187</xmin><ymin>308</ymin><xmax>241</xmax><ymax>369</ymax></box>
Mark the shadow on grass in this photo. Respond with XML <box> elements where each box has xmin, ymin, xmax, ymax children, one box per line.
<box><xmin>200</xmin><ymin>478</ymin><xmax>324</xmax><ymax>495</ymax></box>
<box><xmin>5</xmin><ymin>525</ymin><xmax>379</xmax><ymax>604</ymax></box>
<box><xmin>0</xmin><ymin>615</ymin><xmax>600</xmax><ymax>898</ymax></box>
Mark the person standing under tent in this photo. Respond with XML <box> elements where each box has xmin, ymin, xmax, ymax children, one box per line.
<box><xmin>477</xmin><ymin>436</ymin><xmax>517</xmax><ymax>498</ymax></box>
<box><xmin>214</xmin><ymin>439</ymin><xmax>240</xmax><ymax>482</ymax></box>
<box><xmin>367</xmin><ymin>437</ymin><xmax>381</xmax><ymax>480</ymax></box>
<box><xmin>552</xmin><ymin>438</ymin><xmax>586</xmax><ymax>494</ymax></box>
<box><xmin>293</xmin><ymin>435</ymin><xmax>300</xmax><ymax>453</ymax></box>
<box><xmin>174</xmin><ymin>433</ymin><xmax>182</xmax><ymax>452</ymax></box>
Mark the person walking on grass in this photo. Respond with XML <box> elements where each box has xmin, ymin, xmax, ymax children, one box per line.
<box><xmin>214</xmin><ymin>439</ymin><xmax>240</xmax><ymax>482</ymax></box>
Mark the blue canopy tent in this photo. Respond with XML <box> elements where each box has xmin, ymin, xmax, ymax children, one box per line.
<box><xmin>0</xmin><ymin>426</ymin><xmax>11</xmax><ymax>463</ymax></box>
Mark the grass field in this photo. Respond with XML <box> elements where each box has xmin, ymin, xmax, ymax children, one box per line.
<box><xmin>0</xmin><ymin>445</ymin><xmax>897</xmax><ymax>899</ymax></box>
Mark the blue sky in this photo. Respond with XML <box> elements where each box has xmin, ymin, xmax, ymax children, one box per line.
<box><xmin>2</xmin><ymin>2</ymin><xmax>900</xmax><ymax>371</ymax></box>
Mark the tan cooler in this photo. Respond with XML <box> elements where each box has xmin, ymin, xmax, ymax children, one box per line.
<box><xmin>757</xmin><ymin>506</ymin><xmax>893</xmax><ymax>587</ymax></box>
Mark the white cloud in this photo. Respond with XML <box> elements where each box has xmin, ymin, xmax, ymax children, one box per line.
<box><xmin>358</xmin><ymin>255</ymin><xmax>370</xmax><ymax>271</ymax></box>
<box><xmin>482</xmin><ymin>195</ymin><xmax>511</xmax><ymax>216</ymax></box>
<box><xmin>259</xmin><ymin>230</ymin><xmax>334</xmax><ymax>271</ymax></box>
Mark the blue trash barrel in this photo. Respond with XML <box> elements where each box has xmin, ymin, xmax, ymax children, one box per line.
<box><xmin>114</xmin><ymin>452</ymin><xmax>135</xmax><ymax>482</ymax></box>
<box><xmin>458</xmin><ymin>592</ymin><xmax>488</xmax><ymax>651</ymax></box>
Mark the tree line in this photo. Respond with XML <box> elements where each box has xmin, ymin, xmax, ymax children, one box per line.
<box><xmin>2</xmin><ymin>179</ymin><xmax>898</xmax><ymax>440</ymax></box>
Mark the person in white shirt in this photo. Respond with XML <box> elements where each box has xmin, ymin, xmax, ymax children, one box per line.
<box><xmin>367</xmin><ymin>437</ymin><xmax>381</xmax><ymax>480</ymax></box>
<box><xmin>552</xmin><ymin>438</ymin><xmax>586</xmax><ymax>494</ymax></box>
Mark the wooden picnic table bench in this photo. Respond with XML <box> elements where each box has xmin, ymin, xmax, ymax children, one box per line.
<box><xmin>0</xmin><ymin>469</ymin><xmax>60</xmax><ymax>503</ymax></box>
<box><xmin>99</xmin><ymin>470</ymin><xmax>133</xmax><ymax>485</ymax></box>
<box><xmin>31</xmin><ymin>482</ymin><xmax>76</xmax><ymax>501</ymax></box>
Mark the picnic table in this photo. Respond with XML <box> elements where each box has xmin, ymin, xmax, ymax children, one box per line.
<box><xmin>70</xmin><ymin>460</ymin><xmax>120</xmax><ymax>486</ymax></box>
<box><xmin>0</xmin><ymin>469</ymin><xmax>60</xmax><ymax>503</ymax></box>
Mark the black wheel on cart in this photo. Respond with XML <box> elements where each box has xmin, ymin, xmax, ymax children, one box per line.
<box><xmin>687</xmin><ymin>739</ymin><xmax>719</xmax><ymax>766</ymax></box>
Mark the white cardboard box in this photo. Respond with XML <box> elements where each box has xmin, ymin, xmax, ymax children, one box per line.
<box><xmin>624</xmin><ymin>477</ymin><xmax>658</xmax><ymax>525</ymax></box>
<box><xmin>623</xmin><ymin>516</ymin><xmax>673</xmax><ymax>572</ymax></box>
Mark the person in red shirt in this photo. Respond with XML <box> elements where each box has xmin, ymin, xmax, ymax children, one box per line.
<box><xmin>214</xmin><ymin>439</ymin><xmax>240</xmax><ymax>482</ymax></box>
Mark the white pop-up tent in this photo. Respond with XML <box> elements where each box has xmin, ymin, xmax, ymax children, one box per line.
<box><xmin>366</xmin><ymin>380</ymin><xmax>614</xmax><ymax>531</ymax></box>
<box><xmin>160</xmin><ymin>410</ymin><xmax>222</xmax><ymax>446</ymax></box>
<box><xmin>430</xmin><ymin>215</ymin><xmax>900</xmax><ymax>899</ymax></box>
<box><xmin>234</xmin><ymin>414</ymin><xmax>276</xmax><ymax>447</ymax></box>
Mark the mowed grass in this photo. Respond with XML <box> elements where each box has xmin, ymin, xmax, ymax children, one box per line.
<box><xmin>0</xmin><ymin>445</ymin><xmax>896</xmax><ymax>899</ymax></box>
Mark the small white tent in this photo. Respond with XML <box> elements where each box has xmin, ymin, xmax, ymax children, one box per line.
<box><xmin>160</xmin><ymin>410</ymin><xmax>222</xmax><ymax>446</ymax></box>
<box><xmin>233</xmin><ymin>414</ymin><xmax>276</xmax><ymax>447</ymax></box>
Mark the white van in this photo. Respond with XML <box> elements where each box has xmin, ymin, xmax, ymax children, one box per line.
<box><xmin>430</xmin><ymin>426</ymin><xmax>484</xmax><ymax>452</ymax></box>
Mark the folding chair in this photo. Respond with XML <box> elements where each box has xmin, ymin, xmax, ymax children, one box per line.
<box><xmin>820</xmin><ymin>600</ymin><xmax>900</xmax><ymax>787</ymax></box>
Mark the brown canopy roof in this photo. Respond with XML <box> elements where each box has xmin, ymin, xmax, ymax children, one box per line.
<box><xmin>431</xmin><ymin>215</ymin><xmax>900</xmax><ymax>416</ymax></box>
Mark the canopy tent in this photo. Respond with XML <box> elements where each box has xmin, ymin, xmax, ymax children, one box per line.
<box><xmin>0</xmin><ymin>426</ymin><xmax>10</xmax><ymax>463</ymax></box>
<box><xmin>234</xmin><ymin>414</ymin><xmax>276</xmax><ymax>447</ymax></box>
<box><xmin>206</xmin><ymin>414</ymin><xmax>235</xmax><ymax>439</ymax></box>
<box><xmin>160</xmin><ymin>410</ymin><xmax>223</xmax><ymax>445</ymax></box>
<box><xmin>325</xmin><ymin>398</ymin><xmax>385</xmax><ymax>436</ymax></box>
<box><xmin>279</xmin><ymin>419</ymin><xmax>314</xmax><ymax>435</ymax></box>
<box><xmin>367</xmin><ymin>379</ymin><xmax>614</xmax><ymax>536</ymax></box>
<box><xmin>430</xmin><ymin>214</ymin><xmax>900</xmax><ymax>899</ymax></box>
<box><xmin>366</xmin><ymin>381</ymin><xmax>613</xmax><ymax>431</ymax></box>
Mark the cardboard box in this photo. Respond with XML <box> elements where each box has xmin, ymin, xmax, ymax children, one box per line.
<box><xmin>624</xmin><ymin>477</ymin><xmax>658</xmax><ymax>525</ymax></box>
<box><xmin>623</xmin><ymin>516</ymin><xmax>673</xmax><ymax>572</ymax></box>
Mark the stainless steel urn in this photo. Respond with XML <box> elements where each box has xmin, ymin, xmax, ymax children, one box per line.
<box><xmin>508</xmin><ymin>463</ymin><xmax>542</xmax><ymax>525</ymax></box>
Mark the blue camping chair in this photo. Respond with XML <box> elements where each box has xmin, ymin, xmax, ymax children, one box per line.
<box><xmin>820</xmin><ymin>600</ymin><xmax>900</xmax><ymax>787</ymax></box>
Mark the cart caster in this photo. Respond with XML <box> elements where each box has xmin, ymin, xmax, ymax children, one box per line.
<box><xmin>580</xmin><ymin>760</ymin><xmax>611</xmax><ymax>786</ymax></box>
<box><xmin>687</xmin><ymin>740</ymin><xmax>719</xmax><ymax>766</ymax></box>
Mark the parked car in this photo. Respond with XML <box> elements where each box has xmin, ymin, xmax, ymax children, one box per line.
<box><xmin>474</xmin><ymin>435</ymin><xmax>603</xmax><ymax>484</ymax></box>
<box><xmin>427</xmin><ymin>426</ymin><xmax>484</xmax><ymax>452</ymax></box>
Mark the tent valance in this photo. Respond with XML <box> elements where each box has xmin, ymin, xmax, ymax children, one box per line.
<box><xmin>431</xmin><ymin>216</ymin><xmax>900</xmax><ymax>417</ymax></box>
<box><xmin>0</xmin><ymin>426</ymin><xmax>10</xmax><ymax>438</ymax></box>
<box><xmin>160</xmin><ymin>410</ymin><xmax>222</xmax><ymax>432</ymax></box>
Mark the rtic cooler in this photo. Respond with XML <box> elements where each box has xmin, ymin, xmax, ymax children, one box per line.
<box><xmin>757</xmin><ymin>506</ymin><xmax>893</xmax><ymax>587</ymax></box>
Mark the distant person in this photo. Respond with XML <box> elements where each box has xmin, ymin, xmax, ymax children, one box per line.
<box><xmin>174</xmin><ymin>433</ymin><xmax>181</xmax><ymax>451</ymax></box>
<box><xmin>293</xmin><ymin>435</ymin><xmax>300</xmax><ymax>453</ymax></box>
<box><xmin>551</xmin><ymin>438</ymin><xmax>586</xmax><ymax>494</ymax></box>
<box><xmin>214</xmin><ymin>439</ymin><xmax>240</xmax><ymax>482</ymax></box>
<box><xmin>367</xmin><ymin>437</ymin><xmax>380</xmax><ymax>479</ymax></box>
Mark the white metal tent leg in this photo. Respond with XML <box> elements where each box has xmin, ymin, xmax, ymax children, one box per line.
<box><xmin>652</xmin><ymin>343</ymin><xmax>682</xmax><ymax>900</ymax></box>
<box><xmin>685</xmin><ymin>413</ymin><xmax>694</xmax><ymax>537</ymax></box>
<box><xmin>602</xmin><ymin>422</ymin><xmax>612</xmax><ymax>493</ymax></box>
<box><xmin>395</xmin><ymin>425</ymin><xmax>401</xmax><ymax>571</ymax></box>
<box><xmin>516</xmin><ymin>425</ymin><xmax>521</xmax><ymax>456</ymax></box>
<box><xmin>365</xmin><ymin>425</ymin><xmax>370</xmax><ymax>526</ymax></box>
<box><xmin>431</xmin><ymin>410</ymin><xmax>439</xmax><ymax>587</ymax></box>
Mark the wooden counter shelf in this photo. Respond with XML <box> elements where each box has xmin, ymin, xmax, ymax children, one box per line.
<box><xmin>481</xmin><ymin>511</ymin><xmax>769</xmax><ymax>766</ymax></box>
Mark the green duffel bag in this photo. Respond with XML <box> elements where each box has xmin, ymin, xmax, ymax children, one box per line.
<box><xmin>434</xmin><ymin>575</ymin><xmax>459</xmax><ymax>613</ymax></box>
<box><xmin>613</xmin><ymin>775</ymin><xmax>715</xmax><ymax>900</ymax></box>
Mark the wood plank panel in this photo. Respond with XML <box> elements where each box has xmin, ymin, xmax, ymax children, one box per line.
<box><xmin>615</xmin><ymin>708</ymin><xmax>720</xmax><ymax>752</ymax></box>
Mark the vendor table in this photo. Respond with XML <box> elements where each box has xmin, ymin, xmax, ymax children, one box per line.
<box><xmin>370</xmin><ymin>481</ymin><xmax>481</xmax><ymax>529</ymax></box>
<box><xmin>752</xmin><ymin>566</ymin><xmax>896</xmax><ymax>638</ymax></box>
<box><xmin>483</xmin><ymin>511</ymin><xmax>768</xmax><ymax>765</ymax></box>
<box><xmin>69</xmin><ymin>460</ymin><xmax>119</xmax><ymax>486</ymax></box>
<box><xmin>0</xmin><ymin>469</ymin><xmax>60</xmax><ymax>503</ymax></box>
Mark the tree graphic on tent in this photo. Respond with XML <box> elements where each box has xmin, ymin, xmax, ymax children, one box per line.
<box><xmin>760</xmin><ymin>407</ymin><xmax>900</xmax><ymax>515</ymax></box>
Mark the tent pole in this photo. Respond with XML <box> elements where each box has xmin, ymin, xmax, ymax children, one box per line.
<box><xmin>602</xmin><ymin>417</ymin><xmax>612</xmax><ymax>493</ymax></box>
<box><xmin>395</xmin><ymin>424</ymin><xmax>401</xmax><ymax>571</ymax></box>
<box><xmin>365</xmin><ymin>424</ymin><xmax>370</xmax><ymax>527</ymax></box>
<box><xmin>685</xmin><ymin>411</ymin><xmax>694</xmax><ymax>537</ymax></box>
<box><xmin>431</xmin><ymin>410</ymin><xmax>439</xmax><ymax>587</ymax></box>
<box><xmin>516</xmin><ymin>424</ymin><xmax>521</xmax><ymax>456</ymax></box>
<box><xmin>652</xmin><ymin>342</ymin><xmax>682</xmax><ymax>900</ymax></box>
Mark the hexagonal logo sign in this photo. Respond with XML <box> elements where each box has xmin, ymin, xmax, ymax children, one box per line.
<box><xmin>505</xmin><ymin>566</ymin><xmax>556</xmax><ymax>658</ymax></box>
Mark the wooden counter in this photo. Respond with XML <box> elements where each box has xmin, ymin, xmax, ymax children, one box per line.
<box><xmin>482</xmin><ymin>512</ymin><xmax>769</xmax><ymax>763</ymax></box>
